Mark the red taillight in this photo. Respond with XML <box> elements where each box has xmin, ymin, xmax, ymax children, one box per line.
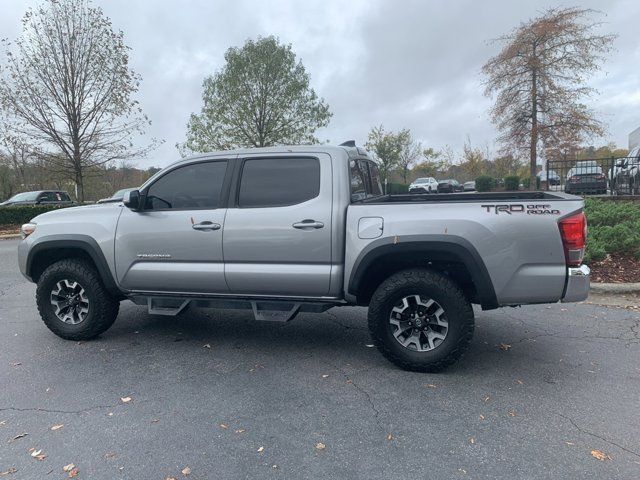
<box><xmin>558</xmin><ymin>211</ymin><xmax>587</xmax><ymax>267</ymax></box>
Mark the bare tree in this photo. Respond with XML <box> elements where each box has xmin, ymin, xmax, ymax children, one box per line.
<box><xmin>482</xmin><ymin>7</ymin><xmax>615</xmax><ymax>188</ymax></box>
<box><xmin>0</xmin><ymin>0</ymin><xmax>157</xmax><ymax>201</ymax></box>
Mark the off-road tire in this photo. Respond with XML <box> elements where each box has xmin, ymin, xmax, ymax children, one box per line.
<box><xmin>368</xmin><ymin>268</ymin><xmax>474</xmax><ymax>372</ymax></box>
<box><xmin>36</xmin><ymin>259</ymin><xmax>119</xmax><ymax>340</ymax></box>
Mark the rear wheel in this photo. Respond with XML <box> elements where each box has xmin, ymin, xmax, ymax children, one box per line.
<box><xmin>368</xmin><ymin>268</ymin><xmax>474</xmax><ymax>372</ymax></box>
<box><xmin>36</xmin><ymin>259</ymin><xmax>120</xmax><ymax>340</ymax></box>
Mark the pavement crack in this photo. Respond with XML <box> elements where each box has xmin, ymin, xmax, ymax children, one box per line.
<box><xmin>554</xmin><ymin>412</ymin><xmax>640</xmax><ymax>459</ymax></box>
<box><xmin>327</xmin><ymin>362</ymin><xmax>384</xmax><ymax>433</ymax></box>
<box><xmin>325</xmin><ymin>311</ymin><xmax>367</xmax><ymax>332</ymax></box>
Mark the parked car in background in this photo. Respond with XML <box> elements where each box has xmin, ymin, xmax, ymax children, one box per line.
<box><xmin>565</xmin><ymin>161</ymin><xmax>607</xmax><ymax>195</ymax></box>
<box><xmin>538</xmin><ymin>169</ymin><xmax>560</xmax><ymax>186</ymax></box>
<box><xmin>463</xmin><ymin>181</ymin><xmax>476</xmax><ymax>192</ymax></box>
<box><xmin>437</xmin><ymin>179</ymin><xmax>463</xmax><ymax>193</ymax></box>
<box><xmin>614</xmin><ymin>146</ymin><xmax>640</xmax><ymax>195</ymax></box>
<box><xmin>408</xmin><ymin>177</ymin><xmax>438</xmax><ymax>194</ymax></box>
<box><xmin>0</xmin><ymin>190</ymin><xmax>74</xmax><ymax>207</ymax></box>
<box><xmin>97</xmin><ymin>188</ymin><xmax>136</xmax><ymax>204</ymax></box>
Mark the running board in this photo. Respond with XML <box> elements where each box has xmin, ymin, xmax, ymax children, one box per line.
<box><xmin>251</xmin><ymin>301</ymin><xmax>301</xmax><ymax>322</ymax></box>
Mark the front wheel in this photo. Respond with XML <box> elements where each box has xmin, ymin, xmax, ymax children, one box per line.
<box><xmin>36</xmin><ymin>259</ymin><xmax>120</xmax><ymax>340</ymax></box>
<box><xmin>368</xmin><ymin>268</ymin><xmax>474</xmax><ymax>372</ymax></box>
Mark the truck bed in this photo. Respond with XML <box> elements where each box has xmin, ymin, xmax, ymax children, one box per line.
<box><xmin>362</xmin><ymin>191</ymin><xmax>577</xmax><ymax>204</ymax></box>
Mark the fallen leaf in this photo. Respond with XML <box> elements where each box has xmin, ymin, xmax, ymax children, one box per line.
<box><xmin>315</xmin><ymin>442</ymin><xmax>326</xmax><ymax>450</ymax></box>
<box><xmin>426</xmin><ymin>384</ymin><xmax>437</xmax><ymax>388</ymax></box>
<box><xmin>483</xmin><ymin>395</ymin><xmax>491</xmax><ymax>403</ymax></box>
<box><xmin>565</xmin><ymin>442</ymin><xmax>575</xmax><ymax>446</ymax></box>
<box><xmin>63</xmin><ymin>464</ymin><xmax>75</xmax><ymax>472</ymax></box>
<box><xmin>0</xmin><ymin>467</ymin><xmax>17</xmax><ymax>476</ymax></box>
<box><xmin>469</xmin><ymin>437</ymin><xmax>475</xmax><ymax>444</ymax></box>
<box><xmin>257</xmin><ymin>446</ymin><xmax>264</xmax><ymax>453</ymax></box>
<box><xmin>10</xmin><ymin>433</ymin><xmax>27</xmax><ymax>442</ymax></box>
<box><xmin>272</xmin><ymin>465</ymin><xmax>278</xmax><ymax>469</ymax></box>
<box><xmin>386</xmin><ymin>433</ymin><xmax>393</xmax><ymax>441</ymax></box>
<box><xmin>498</xmin><ymin>343</ymin><xmax>511</xmax><ymax>351</ymax></box>
<box><xmin>50</xmin><ymin>424</ymin><xmax>64</xmax><ymax>431</ymax></box>
<box><xmin>0</xmin><ymin>421</ymin><xmax>5</xmax><ymax>426</ymax></box>
<box><xmin>516</xmin><ymin>379</ymin><xmax>524</xmax><ymax>385</ymax></box>
<box><xmin>203</xmin><ymin>344</ymin><xmax>211</xmax><ymax>349</ymax></box>
<box><xmin>107</xmin><ymin>412</ymin><xmax>114</xmax><ymax>417</ymax></box>
<box><xmin>104</xmin><ymin>452</ymin><xmax>116</xmax><ymax>459</ymax></box>
<box><xmin>10</xmin><ymin>363</ymin><xmax>21</xmax><ymax>367</ymax></box>
<box><xmin>120</xmin><ymin>396</ymin><xmax>132</xmax><ymax>403</ymax></box>
<box><xmin>181</xmin><ymin>466</ymin><xmax>191</xmax><ymax>476</ymax></box>
<box><xmin>151</xmin><ymin>419</ymin><xmax>159</xmax><ymax>423</ymax></box>
<box><xmin>235</xmin><ymin>429</ymin><xmax>245</xmax><ymax>434</ymax></box>
<box><xmin>479</xmin><ymin>415</ymin><xmax>485</xmax><ymax>420</ymax></box>
<box><xmin>458</xmin><ymin>468</ymin><xmax>467</xmax><ymax>474</ymax></box>
<box><xmin>591</xmin><ymin>449</ymin><xmax>610</xmax><ymax>461</ymax></box>
<box><xmin>321</xmin><ymin>374</ymin><xmax>329</xmax><ymax>378</ymax></box>
<box><xmin>68</xmin><ymin>468</ymin><xmax>79</xmax><ymax>478</ymax></box>
<box><xmin>30</xmin><ymin>449</ymin><xmax>46</xmax><ymax>460</ymax></box>
<box><xmin>508</xmin><ymin>411</ymin><xmax>516</xmax><ymax>417</ymax></box>
<box><xmin>165</xmin><ymin>477</ymin><xmax>176</xmax><ymax>480</ymax></box>
<box><xmin>219</xmin><ymin>424</ymin><xmax>229</xmax><ymax>429</ymax></box>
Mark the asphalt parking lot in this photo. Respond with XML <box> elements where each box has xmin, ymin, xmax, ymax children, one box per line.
<box><xmin>1</xmin><ymin>238</ymin><xmax>639</xmax><ymax>479</ymax></box>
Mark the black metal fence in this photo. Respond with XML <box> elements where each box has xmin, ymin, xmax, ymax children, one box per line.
<box><xmin>544</xmin><ymin>156</ymin><xmax>640</xmax><ymax>196</ymax></box>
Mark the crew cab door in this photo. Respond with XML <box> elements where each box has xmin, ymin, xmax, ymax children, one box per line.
<box><xmin>223</xmin><ymin>154</ymin><xmax>333</xmax><ymax>296</ymax></box>
<box><xmin>115</xmin><ymin>158</ymin><xmax>232</xmax><ymax>294</ymax></box>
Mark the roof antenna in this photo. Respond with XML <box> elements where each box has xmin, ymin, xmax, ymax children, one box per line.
<box><xmin>339</xmin><ymin>140</ymin><xmax>356</xmax><ymax>147</ymax></box>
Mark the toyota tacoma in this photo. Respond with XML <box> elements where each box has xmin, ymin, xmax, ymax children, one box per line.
<box><xmin>18</xmin><ymin>143</ymin><xmax>590</xmax><ymax>372</ymax></box>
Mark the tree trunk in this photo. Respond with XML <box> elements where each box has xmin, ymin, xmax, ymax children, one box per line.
<box><xmin>75</xmin><ymin>167</ymin><xmax>84</xmax><ymax>203</ymax></box>
<box><xmin>529</xmin><ymin>61</ymin><xmax>538</xmax><ymax>191</ymax></box>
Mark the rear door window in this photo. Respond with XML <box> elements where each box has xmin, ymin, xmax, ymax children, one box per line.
<box><xmin>238</xmin><ymin>157</ymin><xmax>320</xmax><ymax>208</ymax></box>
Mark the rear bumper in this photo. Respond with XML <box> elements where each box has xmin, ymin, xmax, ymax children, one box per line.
<box><xmin>561</xmin><ymin>265</ymin><xmax>590</xmax><ymax>303</ymax></box>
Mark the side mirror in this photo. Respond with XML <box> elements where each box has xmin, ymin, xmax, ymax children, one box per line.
<box><xmin>123</xmin><ymin>189</ymin><xmax>141</xmax><ymax>210</ymax></box>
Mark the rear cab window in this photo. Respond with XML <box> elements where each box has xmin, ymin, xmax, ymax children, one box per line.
<box><xmin>350</xmin><ymin>159</ymin><xmax>383</xmax><ymax>202</ymax></box>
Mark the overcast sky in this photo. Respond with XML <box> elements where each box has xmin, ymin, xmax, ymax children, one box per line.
<box><xmin>1</xmin><ymin>0</ymin><xmax>639</xmax><ymax>168</ymax></box>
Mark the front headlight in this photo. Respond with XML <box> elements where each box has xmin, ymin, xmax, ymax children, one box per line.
<box><xmin>21</xmin><ymin>223</ymin><xmax>37</xmax><ymax>238</ymax></box>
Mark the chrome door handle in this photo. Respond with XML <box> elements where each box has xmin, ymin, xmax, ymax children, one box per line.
<box><xmin>192</xmin><ymin>221</ymin><xmax>221</xmax><ymax>231</ymax></box>
<box><xmin>292</xmin><ymin>220</ymin><xmax>324</xmax><ymax>229</ymax></box>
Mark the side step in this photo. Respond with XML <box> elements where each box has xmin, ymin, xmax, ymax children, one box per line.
<box><xmin>147</xmin><ymin>298</ymin><xmax>190</xmax><ymax>316</ymax></box>
<box><xmin>251</xmin><ymin>301</ymin><xmax>301</xmax><ymax>322</ymax></box>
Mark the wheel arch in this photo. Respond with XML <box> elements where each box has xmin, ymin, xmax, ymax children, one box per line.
<box><xmin>348</xmin><ymin>236</ymin><xmax>499</xmax><ymax>310</ymax></box>
<box><xmin>27</xmin><ymin>235</ymin><xmax>123</xmax><ymax>298</ymax></box>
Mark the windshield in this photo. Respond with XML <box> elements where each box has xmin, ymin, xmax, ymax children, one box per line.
<box><xmin>414</xmin><ymin>178</ymin><xmax>428</xmax><ymax>184</ymax></box>
<box><xmin>6</xmin><ymin>191</ymin><xmax>39</xmax><ymax>202</ymax></box>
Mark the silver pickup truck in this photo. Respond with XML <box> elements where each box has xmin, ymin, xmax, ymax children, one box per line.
<box><xmin>18</xmin><ymin>144</ymin><xmax>589</xmax><ymax>372</ymax></box>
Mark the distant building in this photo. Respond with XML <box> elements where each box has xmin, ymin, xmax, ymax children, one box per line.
<box><xmin>630</xmin><ymin>126</ymin><xmax>640</xmax><ymax>150</ymax></box>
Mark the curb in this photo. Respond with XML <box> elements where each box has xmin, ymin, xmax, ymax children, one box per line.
<box><xmin>590</xmin><ymin>282</ymin><xmax>640</xmax><ymax>294</ymax></box>
<box><xmin>0</xmin><ymin>234</ymin><xmax>20</xmax><ymax>240</ymax></box>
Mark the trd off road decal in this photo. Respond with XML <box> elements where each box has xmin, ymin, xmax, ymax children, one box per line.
<box><xmin>481</xmin><ymin>204</ymin><xmax>561</xmax><ymax>215</ymax></box>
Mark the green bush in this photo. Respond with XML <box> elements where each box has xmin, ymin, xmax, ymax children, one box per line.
<box><xmin>584</xmin><ymin>199</ymin><xmax>640</xmax><ymax>262</ymax></box>
<box><xmin>521</xmin><ymin>176</ymin><xmax>541</xmax><ymax>190</ymax></box>
<box><xmin>504</xmin><ymin>176</ymin><xmax>520</xmax><ymax>191</ymax></box>
<box><xmin>475</xmin><ymin>176</ymin><xmax>494</xmax><ymax>192</ymax></box>
<box><xmin>386</xmin><ymin>182</ymin><xmax>409</xmax><ymax>194</ymax></box>
<box><xmin>0</xmin><ymin>205</ymin><xmax>71</xmax><ymax>225</ymax></box>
